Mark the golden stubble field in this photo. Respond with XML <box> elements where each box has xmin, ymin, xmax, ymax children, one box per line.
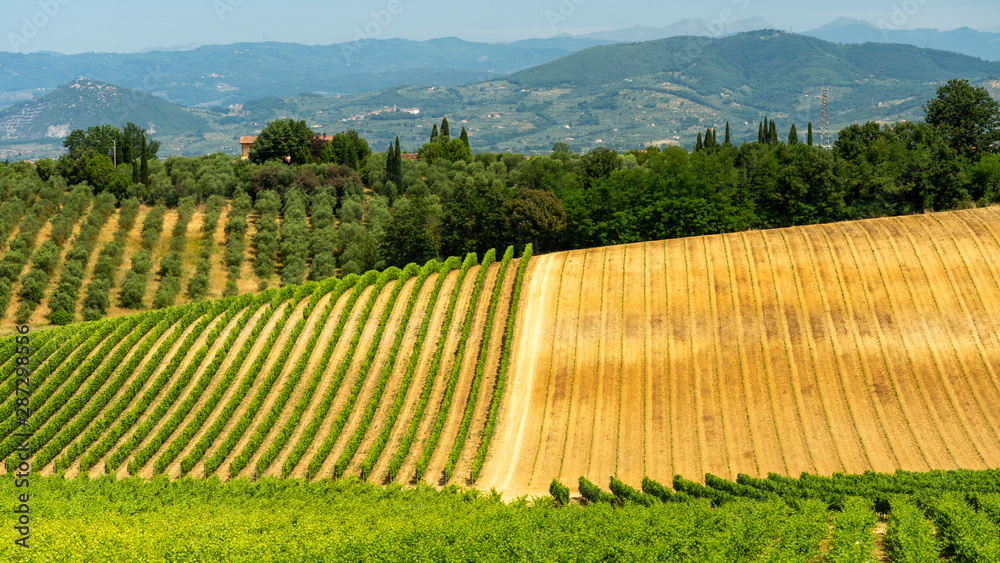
<box><xmin>479</xmin><ymin>208</ymin><xmax>1000</xmax><ymax>497</ymax></box>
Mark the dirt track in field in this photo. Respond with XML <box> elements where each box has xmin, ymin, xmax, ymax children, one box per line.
<box><xmin>479</xmin><ymin>208</ymin><xmax>1000</xmax><ymax>498</ymax></box>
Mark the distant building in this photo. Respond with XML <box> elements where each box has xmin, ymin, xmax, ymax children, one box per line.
<box><xmin>239</xmin><ymin>136</ymin><xmax>257</xmax><ymax>160</ymax></box>
<box><xmin>240</xmin><ymin>134</ymin><xmax>336</xmax><ymax>160</ymax></box>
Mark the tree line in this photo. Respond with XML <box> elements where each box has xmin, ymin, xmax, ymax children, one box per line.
<box><xmin>7</xmin><ymin>78</ymin><xmax>998</xmax><ymax>278</ymax></box>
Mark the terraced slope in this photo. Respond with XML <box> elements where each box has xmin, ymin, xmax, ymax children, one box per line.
<box><xmin>478</xmin><ymin>208</ymin><xmax>1000</xmax><ymax>497</ymax></box>
<box><xmin>0</xmin><ymin>248</ymin><xmax>528</xmax><ymax>487</ymax></box>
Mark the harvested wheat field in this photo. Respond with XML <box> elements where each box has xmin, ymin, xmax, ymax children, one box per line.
<box><xmin>478</xmin><ymin>208</ymin><xmax>1000</xmax><ymax>498</ymax></box>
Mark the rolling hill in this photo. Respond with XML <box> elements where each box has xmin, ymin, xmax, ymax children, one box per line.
<box><xmin>0</xmin><ymin>78</ymin><xmax>209</xmax><ymax>142</ymax></box>
<box><xmin>3</xmin><ymin>31</ymin><xmax>1000</xmax><ymax>158</ymax></box>
<box><xmin>5</xmin><ymin>207</ymin><xmax>1000</xmax><ymax>501</ymax></box>
<box><xmin>0</xmin><ymin>37</ymin><xmax>613</xmax><ymax>109</ymax></box>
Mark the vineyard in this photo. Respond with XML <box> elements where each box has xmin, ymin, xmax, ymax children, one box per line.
<box><xmin>479</xmin><ymin>207</ymin><xmax>1000</xmax><ymax>499</ymax></box>
<box><xmin>0</xmin><ymin>245</ymin><xmax>531</xmax><ymax>487</ymax></box>
<box><xmin>5</xmin><ymin>196</ymin><xmax>1000</xmax><ymax>560</ymax></box>
<box><xmin>2</xmin><ymin>468</ymin><xmax>1000</xmax><ymax>561</ymax></box>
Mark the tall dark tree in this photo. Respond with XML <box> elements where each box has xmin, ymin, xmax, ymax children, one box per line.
<box><xmin>430</xmin><ymin>123</ymin><xmax>439</xmax><ymax>143</ymax></box>
<box><xmin>460</xmin><ymin>126</ymin><xmax>470</xmax><ymax>149</ymax></box>
<box><xmin>925</xmin><ymin>78</ymin><xmax>1000</xmax><ymax>159</ymax></box>
<box><xmin>758</xmin><ymin>121</ymin><xmax>765</xmax><ymax>144</ymax></box>
<box><xmin>724</xmin><ymin>122</ymin><xmax>731</xmax><ymax>146</ymax></box>
<box><xmin>807</xmin><ymin>122</ymin><xmax>814</xmax><ymax>146</ymax></box>
<box><xmin>140</xmin><ymin>132</ymin><xmax>150</xmax><ymax>187</ymax></box>
<box><xmin>695</xmin><ymin>132</ymin><xmax>703</xmax><ymax>152</ymax></box>
<box><xmin>788</xmin><ymin>123</ymin><xmax>798</xmax><ymax>145</ymax></box>
<box><xmin>440</xmin><ymin>117</ymin><xmax>450</xmax><ymax>141</ymax></box>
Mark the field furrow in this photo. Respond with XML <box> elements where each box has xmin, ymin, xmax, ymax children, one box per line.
<box><xmin>703</xmin><ymin>235</ymin><xmax>757</xmax><ymax>477</ymax></box>
<box><xmin>864</xmin><ymin>219</ymin><xmax>989</xmax><ymax>468</ymax></box>
<box><xmin>847</xmin><ymin>220</ymin><xmax>968</xmax><ymax>467</ymax></box>
<box><xmin>741</xmin><ymin>231</ymin><xmax>815</xmax><ymax>475</ymax></box>
<box><xmin>779</xmin><ymin>229</ymin><xmax>870</xmax><ymax>472</ymax></box>
<box><xmin>665</xmin><ymin>239</ymin><xmax>701</xmax><ymax>479</ymax></box>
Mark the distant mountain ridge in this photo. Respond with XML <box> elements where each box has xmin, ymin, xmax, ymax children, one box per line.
<box><xmin>0</xmin><ymin>37</ymin><xmax>614</xmax><ymax>109</ymax></box>
<box><xmin>803</xmin><ymin>17</ymin><xmax>1000</xmax><ymax>61</ymax></box>
<box><xmin>1</xmin><ymin>17</ymin><xmax>996</xmax><ymax>114</ymax></box>
<box><xmin>2</xmin><ymin>31</ymin><xmax>1000</xmax><ymax>159</ymax></box>
<box><xmin>561</xmin><ymin>17</ymin><xmax>774</xmax><ymax>42</ymax></box>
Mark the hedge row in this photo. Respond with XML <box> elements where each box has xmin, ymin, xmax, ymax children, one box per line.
<box><xmin>331</xmin><ymin>262</ymin><xmax>429</xmax><ymax>479</ymax></box>
<box><xmin>150</xmin><ymin>292</ymin><xmax>277</xmax><ymax>475</ymax></box>
<box><xmin>85</xmin><ymin>198</ymin><xmax>143</xmax><ymax>320</ymax></box>
<box><xmin>252</xmin><ymin>191</ymin><xmax>281</xmax><ymax>288</ymax></box>
<box><xmin>223</xmin><ymin>192</ymin><xmax>252</xmax><ymax>296</ymax></box>
<box><xmin>305</xmin><ymin>267</ymin><xmax>405</xmax><ymax>478</ymax></box>
<box><xmin>0</xmin><ymin>314</ymin><xmax>138</xmax><ymax>465</ymax></box>
<box><xmin>152</xmin><ymin>197</ymin><xmax>196</xmax><ymax>309</ymax></box>
<box><xmin>225</xmin><ymin>281</ymin><xmax>335</xmax><ymax>476</ymax></box>
<box><xmin>0</xmin><ymin>324</ymin><xmax>81</xmax><ymax>423</ymax></box>
<box><xmin>14</xmin><ymin>185</ymin><xmax>92</xmax><ymax>322</ymax></box>
<box><xmin>199</xmin><ymin>284</ymin><xmax>312</xmax><ymax>476</ymax></box>
<box><xmin>0</xmin><ymin>195</ymin><xmax>58</xmax><ymax>318</ymax></box>
<box><xmin>415</xmin><ymin>249</ymin><xmax>496</xmax><ymax>482</ymax></box>
<box><xmin>279</xmin><ymin>189</ymin><xmax>309</xmax><ymax>286</ymax></box>
<box><xmin>47</xmin><ymin>192</ymin><xmax>117</xmax><ymax>325</ymax></box>
<box><xmin>126</xmin><ymin>294</ymin><xmax>260</xmax><ymax>474</ymax></box>
<box><xmin>443</xmin><ymin>246</ymin><xmax>516</xmax><ymax>481</ymax></box>
<box><xmin>178</xmin><ymin>286</ymin><xmax>299</xmax><ymax>476</ymax></box>
<box><xmin>187</xmin><ymin>195</ymin><xmax>225</xmax><ymax>301</ymax></box>
<box><xmin>102</xmin><ymin>300</ymin><xmax>224</xmax><ymax>471</ymax></box>
<box><xmin>358</xmin><ymin>259</ymin><xmax>454</xmax><ymax>480</ymax></box>
<box><xmin>470</xmin><ymin>243</ymin><xmax>533</xmax><ymax>481</ymax></box>
<box><xmin>308</xmin><ymin>187</ymin><xmax>337</xmax><ymax>281</ymax></box>
<box><xmin>34</xmin><ymin>311</ymin><xmax>174</xmax><ymax>471</ymax></box>
<box><xmin>277</xmin><ymin>271</ymin><xmax>380</xmax><ymax>477</ymax></box>
<box><xmin>77</xmin><ymin>302</ymin><xmax>211</xmax><ymax>471</ymax></box>
<box><xmin>0</xmin><ymin>317</ymin><xmax>121</xmax><ymax>456</ymax></box>
<box><xmin>253</xmin><ymin>275</ymin><xmax>361</xmax><ymax>475</ymax></box>
<box><xmin>385</xmin><ymin>253</ymin><xmax>472</xmax><ymax>480</ymax></box>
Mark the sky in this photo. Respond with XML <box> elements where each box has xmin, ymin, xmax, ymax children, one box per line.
<box><xmin>5</xmin><ymin>0</ymin><xmax>1000</xmax><ymax>54</ymax></box>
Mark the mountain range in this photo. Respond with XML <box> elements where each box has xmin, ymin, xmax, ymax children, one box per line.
<box><xmin>1</xmin><ymin>31</ymin><xmax>999</xmax><ymax>159</ymax></box>
<box><xmin>803</xmin><ymin>17</ymin><xmax>1000</xmax><ymax>62</ymax></box>
<box><xmin>0</xmin><ymin>16</ymin><xmax>997</xmax><ymax>114</ymax></box>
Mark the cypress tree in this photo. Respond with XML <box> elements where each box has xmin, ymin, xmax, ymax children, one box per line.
<box><xmin>758</xmin><ymin>121</ymin><xmax>765</xmax><ymax>143</ymax></box>
<box><xmin>769</xmin><ymin>119</ymin><xmax>778</xmax><ymax>145</ymax></box>
<box><xmin>695</xmin><ymin>132</ymin><xmax>703</xmax><ymax>151</ymax></box>
<box><xmin>385</xmin><ymin>144</ymin><xmax>395</xmax><ymax>185</ymax></box>
<box><xmin>807</xmin><ymin>122</ymin><xmax>814</xmax><ymax>146</ymax></box>
<box><xmin>460</xmin><ymin>126</ymin><xmax>469</xmax><ymax>149</ymax></box>
<box><xmin>440</xmin><ymin>117</ymin><xmax>450</xmax><ymax>140</ymax></box>
<box><xmin>140</xmin><ymin>133</ymin><xmax>149</xmax><ymax>188</ymax></box>
<box><xmin>394</xmin><ymin>136</ymin><xmax>402</xmax><ymax>184</ymax></box>
<box><xmin>724</xmin><ymin>122</ymin><xmax>731</xmax><ymax>146</ymax></box>
<box><xmin>430</xmin><ymin>123</ymin><xmax>439</xmax><ymax>143</ymax></box>
<box><xmin>788</xmin><ymin>123</ymin><xmax>798</xmax><ymax>145</ymax></box>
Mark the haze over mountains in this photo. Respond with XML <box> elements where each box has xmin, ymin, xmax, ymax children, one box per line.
<box><xmin>0</xmin><ymin>20</ymin><xmax>998</xmax><ymax>160</ymax></box>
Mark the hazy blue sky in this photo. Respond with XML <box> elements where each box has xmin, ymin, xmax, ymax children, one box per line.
<box><xmin>6</xmin><ymin>0</ymin><xmax>999</xmax><ymax>54</ymax></box>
